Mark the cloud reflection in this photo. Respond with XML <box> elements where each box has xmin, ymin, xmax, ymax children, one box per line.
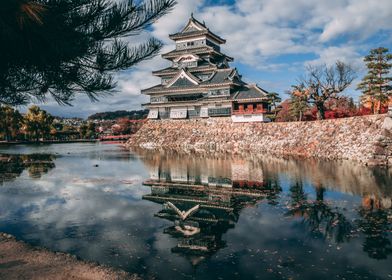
<box><xmin>0</xmin><ymin>145</ymin><xmax>390</xmax><ymax>279</ymax></box>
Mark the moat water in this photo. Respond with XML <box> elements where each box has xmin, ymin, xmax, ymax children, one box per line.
<box><xmin>0</xmin><ymin>143</ymin><xmax>391</xmax><ymax>279</ymax></box>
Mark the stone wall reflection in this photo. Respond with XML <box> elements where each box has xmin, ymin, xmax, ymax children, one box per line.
<box><xmin>140</xmin><ymin>151</ymin><xmax>264</xmax><ymax>188</ymax></box>
<box><xmin>139</xmin><ymin>150</ymin><xmax>392</xmax><ymax>207</ymax></box>
<box><xmin>257</xmin><ymin>155</ymin><xmax>392</xmax><ymax>207</ymax></box>
<box><xmin>259</xmin><ymin>156</ymin><xmax>392</xmax><ymax>260</ymax></box>
<box><xmin>137</xmin><ymin>150</ymin><xmax>391</xmax><ymax>261</ymax></box>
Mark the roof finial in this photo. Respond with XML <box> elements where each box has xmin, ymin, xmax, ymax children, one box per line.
<box><xmin>191</xmin><ymin>12</ymin><xmax>194</xmax><ymax>18</ymax></box>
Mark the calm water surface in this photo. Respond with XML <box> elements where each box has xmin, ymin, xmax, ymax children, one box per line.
<box><xmin>0</xmin><ymin>143</ymin><xmax>391</xmax><ymax>280</ymax></box>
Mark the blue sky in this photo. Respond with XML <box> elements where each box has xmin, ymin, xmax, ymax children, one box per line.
<box><xmin>33</xmin><ymin>0</ymin><xmax>392</xmax><ymax>118</ymax></box>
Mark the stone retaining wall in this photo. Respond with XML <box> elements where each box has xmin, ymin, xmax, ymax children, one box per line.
<box><xmin>126</xmin><ymin>114</ymin><xmax>392</xmax><ymax>166</ymax></box>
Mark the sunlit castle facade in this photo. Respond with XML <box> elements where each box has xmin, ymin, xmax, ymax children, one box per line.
<box><xmin>143</xmin><ymin>15</ymin><xmax>270</xmax><ymax>122</ymax></box>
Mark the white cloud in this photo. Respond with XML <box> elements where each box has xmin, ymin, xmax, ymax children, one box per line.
<box><xmin>30</xmin><ymin>0</ymin><xmax>392</xmax><ymax>116</ymax></box>
<box><xmin>320</xmin><ymin>0</ymin><xmax>392</xmax><ymax>42</ymax></box>
<box><xmin>195</xmin><ymin>0</ymin><xmax>391</xmax><ymax>66</ymax></box>
<box><xmin>307</xmin><ymin>46</ymin><xmax>363</xmax><ymax>68</ymax></box>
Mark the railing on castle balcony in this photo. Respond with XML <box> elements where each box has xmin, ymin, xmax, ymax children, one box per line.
<box><xmin>232</xmin><ymin>109</ymin><xmax>267</xmax><ymax>115</ymax></box>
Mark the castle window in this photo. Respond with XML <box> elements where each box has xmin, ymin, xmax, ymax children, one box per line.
<box><xmin>208</xmin><ymin>89</ymin><xmax>230</xmax><ymax>97</ymax></box>
<box><xmin>151</xmin><ymin>96</ymin><xmax>167</xmax><ymax>103</ymax></box>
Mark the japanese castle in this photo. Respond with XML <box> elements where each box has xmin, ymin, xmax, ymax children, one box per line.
<box><xmin>143</xmin><ymin>15</ymin><xmax>270</xmax><ymax>122</ymax></box>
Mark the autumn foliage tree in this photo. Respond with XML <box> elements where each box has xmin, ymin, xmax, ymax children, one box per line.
<box><xmin>0</xmin><ymin>106</ymin><xmax>23</xmax><ymax>141</ymax></box>
<box><xmin>79</xmin><ymin>122</ymin><xmax>97</xmax><ymax>139</ymax></box>
<box><xmin>323</xmin><ymin>97</ymin><xmax>357</xmax><ymax>119</ymax></box>
<box><xmin>288</xmin><ymin>84</ymin><xmax>310</xmax><ymax>121</ymax></box>
<box><xmin>23</xmin><ymin>106</ymin><xmax>54</xmax><ymax>141</ymax></box>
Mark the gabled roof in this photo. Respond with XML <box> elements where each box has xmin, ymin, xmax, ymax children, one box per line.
<box><xmin>180</xmin><ymin>14</ymin><xmax>208</xmax><ymax>33</ymax></box>
<box><xmin>165</xmin><ymin>69</ymin><xmax>200</xmax><ymax>88</ymax></box>
<box><xmin>170</xmin><ymin>77</ymin><xmax>197</xmax><ymax>87</ymax></box>
<box><xmin>169</xmin><ymin>15</ymin><xmax>226</xmax><ymax>44</ymax></box>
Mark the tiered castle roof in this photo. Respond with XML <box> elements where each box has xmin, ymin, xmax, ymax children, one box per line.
<box><xmin>142</xmin><ymin>14</ymin><xmax>268</xmax><ymax>104</ymax></box>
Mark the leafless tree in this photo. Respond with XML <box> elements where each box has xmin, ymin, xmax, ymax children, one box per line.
<box><xmin>300</xmin><ymin>61</ymin><xmax>356</xmax><ymax>120</ymax></box>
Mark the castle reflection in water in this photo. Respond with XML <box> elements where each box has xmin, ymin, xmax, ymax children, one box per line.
<box><xmin>2</xmin><ymin>149</ymin><xmax>390</xmax><ymax>264</ymax></box>
<box><xmin>141</xmin><ymin>152</ymin><xmax>280</xmax><ymax>264</ymax></box>
<box><xmin>140</xmin><ymin>151</ymin><xmax>392</xmax><ymax>263</ymax></box>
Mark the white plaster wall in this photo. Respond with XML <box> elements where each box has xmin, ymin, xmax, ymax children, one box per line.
<box><xmin>231</xmin><ymin>114</ymin><xmax>265</xmax><ymax>123</ymax></box>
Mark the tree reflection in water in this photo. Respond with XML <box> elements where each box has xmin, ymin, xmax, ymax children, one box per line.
<box><xmin>286</xmin><ymin>182</ymin><xmax>352</xmax><ymax>244</ymax></box>
<box><xmin>358</xmin><ymin>196</ymin><xmax>392</xmax><ymax>260</ymax></box>
<box><xmin>1</xmin><ymin>146</ymin><xmax>390</xmax><ymax>274</ymax></box>
<box><xmin>138</xmin><ymin>150</ymin><xmax>392</xmax><ymax>262</ymax></box>
<box><xmin>0</xmin><ymin>154</ymin><xmax>56</xmax><ymax>183</ymax></box>
<box><xmin>263</xmin><ymin>176</ymin><xmax>282</xmax><ymax>205</ymax></box>
<box><xmin>286</xmin><ymin>179</ymin><xmax>392</xmax><ymax>259</ymax></box>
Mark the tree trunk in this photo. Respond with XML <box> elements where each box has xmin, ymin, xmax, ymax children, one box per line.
<box><xmin>273</xmin><ymin>103</ymin><xmax>278</xmax><ymax>118</ymax></box>
<box><xmin>316</xmin><ymin>102</ymin><xmax>325</xmax><ymax>120</ymax></box>
<box><xmin>316</xmin><ymin>187</ymin><xmax>325</xmax><ymax>202</ymax></box>
<box><xmin>377</xmin><ymin>100</ymin><xmax>382</xmax><ymax>114</ymax></box>
<box><xmin>371</xmin><ymin>99</ymin><xmax>376</xmax><ymax>114</ymax></box>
